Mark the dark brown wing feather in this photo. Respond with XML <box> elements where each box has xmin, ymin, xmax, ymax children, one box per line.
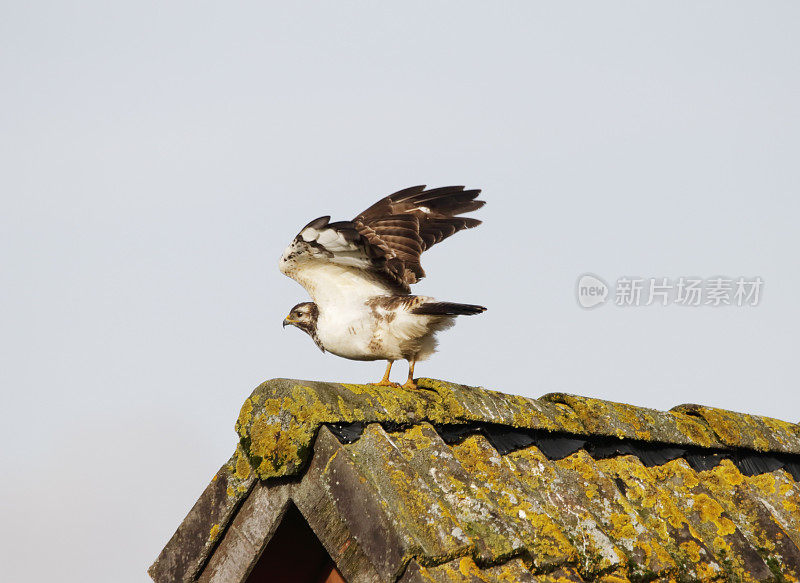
<box><xmin>353</xmin><ymin>185</ymin><xmax>484</xmax><ymax>289</ymax></box>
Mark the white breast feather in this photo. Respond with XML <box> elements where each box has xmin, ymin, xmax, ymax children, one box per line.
<box><xmin>282</xmin><ymin>257</ymin><xmax>392</xmax><ymax>310</ymax></box>
<box><xmin>281</xmin><ymin>222</ymin><xmax>459</xmax><ymax>362</ymax></box>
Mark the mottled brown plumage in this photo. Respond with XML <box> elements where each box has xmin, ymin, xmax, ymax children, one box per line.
<box><xmin>279</xmin><ymin>185</ymin><xmax>487</xmax><ymax>388</ymax></box>
<box><xmin>354</xmin><ymin>185</ymin><xmax>484</xmax><ymax>291</ymax></box>
<box><xmin>289</xmin><ymin>185</ymin><xmax>484</xmax><ymax>294</ymax></box>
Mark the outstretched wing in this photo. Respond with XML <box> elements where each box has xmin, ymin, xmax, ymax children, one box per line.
<box><xmin>353</xmin><ymin>185</ymin><xmax>484</xmax><ymax>288</ymax></box>
<box><xmin>279</xmin><ymin>185</ymin><xmax>484</xmax><ymax>305</ymax></box>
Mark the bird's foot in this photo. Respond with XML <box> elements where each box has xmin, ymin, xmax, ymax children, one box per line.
<box><xmin>370</xmin><ymin>380</ymin><xmax>401</xmax><ymax>388</ymax></box>
<box><xmin>401</xmin><ymin>379</ymin><xmax>418</xmax><ymax>390</ymax></box>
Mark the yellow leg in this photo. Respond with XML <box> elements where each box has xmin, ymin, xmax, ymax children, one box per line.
<box><xmin>370</xmin><ymin>361</ymin><xmax>400</xmax><ymax>388</ymax></box>
<box><xmin>401</xmin><ymin>359</ymin><xmax>417</xmax><ymax>389</ymax></box>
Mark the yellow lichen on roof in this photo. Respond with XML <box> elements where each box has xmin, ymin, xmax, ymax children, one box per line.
<box><xmin>419</xmin><ymin>379</ymin><xmax>585</xmax><ymax>434</ymax></box>
<box><xmin>701</xmin><ymin>460</ymin><xmax>800</xmax><ymax>580</ymax></box>
<box><xmin>649</xmin><ymin>459</ymin><xmax>774</xmax><ymax>582</ymax></box>
<box><xmin>387</xmin><ymin>424</ymin><xmax>527</xmax><ymax>564</ymax></box>
<box><xmin>504</xmin><ymin>446</ymin><xmax>626</xmax><ymax>577</ymax></box>
<box><xmin>672</xmin><ymin>403</ymin><xmax>800</xmax><ymax>454</ymax></box>
<box><xmin>449</xmin><ymin>433</ymin><xmax>578</xmax><ymax>569</ymax></box>
<box><xmin>236</xmin><ymin>379</ymin><xmax>800</xmax><ymax>484</ymax></box>
<box><xmin>346</xmin><ymin>423</ymin><xmax>473</xmax><ymax>565</ymax></box>
<box><xmin>554</xmin><ymin>450</ymin><xmax>677</xmax><ymax>578</ymax></box>
<box><xmin>411</xmin><ymin>556</ymin><xmax>539</xmax><ymax>583</ymax></box>
<box><xmin>748</xmin><ymin>469</ymin><xmax>800</xmax><ymax>552</ymax></box>
<box><xmin>156</xmin><ymin>378</ymin><xmax>800</xmax><ymax>583</ymax></box>
<box><xmin>237</xmin><ymin>378</ymin><xmax>586</xmax><ymax>479</ymax></box>
<box><xmin>543</xmin><ymin>393</ymin><xmax>720</xmax><ymax>447</ymax></box>
<box><xmin>594</xmin><ymin>455</ymin><xmax>721</xmax><ymax>581</ymax></box>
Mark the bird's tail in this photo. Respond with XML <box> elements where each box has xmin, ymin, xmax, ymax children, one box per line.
<box><xmin>411</xmin><ymin>302</ymin><xmax>487</xmax><ymax>316</ymax></box>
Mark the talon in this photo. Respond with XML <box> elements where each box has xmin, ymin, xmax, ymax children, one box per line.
<box><xmin>401</xmin><ymin>380</ymin><xmax>418</xmax><ymax>390</ymax></box>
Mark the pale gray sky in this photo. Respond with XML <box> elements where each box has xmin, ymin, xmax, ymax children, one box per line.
<box><xmin>1</xmin><ymin>2</ymin><xmax>798</xmax><ymax>581</ymax></box>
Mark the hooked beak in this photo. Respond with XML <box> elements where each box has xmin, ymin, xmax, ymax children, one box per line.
<box><xmin>283</xmin><ymin>315</ymin><xmax>296</xmax><ymax>328</ymax></box>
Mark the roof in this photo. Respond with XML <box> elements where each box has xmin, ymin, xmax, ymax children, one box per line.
<box><xmin>150</xmin><ymin>378</ymin><xmax>800</xmax><ymax>583</ymax></box>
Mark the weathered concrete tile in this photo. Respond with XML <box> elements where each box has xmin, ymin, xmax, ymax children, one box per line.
<box><xmin>399</xmin><ymin>559</ymin><xmax>477</xmax><ymax>583</ymax></box>
<box><xmin>671</xmin><ymin>403</ymin><xmax>800</xmax><ymax>454</ymax></box>
<box><xmin>294</xmin><ymin>425</ymin><xmax>398</xmax><ymax>583</ymax></box>
<box><xmin>149</xmin><ymin>445</ymin><xmax>255</xmax><ymax>583</ymax></box>
<box><xmin>237</xmin><ymin>378</ymin><xmax>586</xmax><ymax>480</ymax></box>
<box><xmin>400</xmin><ymin>557</ymin><xmax>539</xmax><ymax>583</ymax></box>
<box><xmin>595</xmin><ymin>574</ymin><xmax>631</xmax><ymax>583</ymax></box>
<box><xmin>416</xmin><ymin>379</ymin><xmax>585</xmax><ymax>434</ymax></box>
<box><xmin>534</xmin><ymin>567</ymin><xmax>586</xmax><ymax>582</ymax></box>
<box><xmin>700</xmin><ymin>460</ymin><xmax>800</xmax><ymax>580</ymax></box>
<box><xmin>197</xmin><ymin>481</ymin><xmax>292</xmax><ymax>583</ymax></box>
<box><xmin>746</xmin><ymin>469</ymin><xmax>800</xmax><ymax>552</ymax></box>
<box><xmin>543</xmin><ymin>393</ymin><xmax>720</xmax><ymax>447</ymax></box>
<box><xmin>344</xmin><ymin>423</ymin><xmax>474</xmax><ymax>566</ymax></box>
<box><xmin>594</xmin><ymin>455</ymin><xmax>721</xmax><ymax>581</ymax></box>
<box><xmin>386</xmin><ymin>424</ymin><xmax>527</xmax><ymax>565</ymax></box>
<box><xmin>552</xmin><ymin>450</ymin><xmax>677</xmax><ymax>579</ymax></box>
<box><xmin>650</xmin><ymin>459</ymin><xmax>773</xmax><ymax>582</ymax></box>
<box><xmin>446</xmin><ymin>433</ymin><xmax>578</xmax><ymax>570</ymax></box>
<box><xmin>505</xmin><ymin>446</ymin><xmax>626</xmax><ymax>578</ymax></box>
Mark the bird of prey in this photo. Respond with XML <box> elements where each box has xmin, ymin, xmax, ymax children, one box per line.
<box><xmin>279</xmin><ymin>185</ymin><xmax>486</xmax><ymax>389</ymax></box>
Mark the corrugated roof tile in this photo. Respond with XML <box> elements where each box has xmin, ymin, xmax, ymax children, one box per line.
<box><xmin>402</xmin><ymin>556</ymin><xmax>538</xmax><ymax>583</ymax></box>
<box><xmin>237</xmin><ymin>379</ymin><xmax>585</xmax><ymax>480</ymax></box>
<box><xmin>447</xmin><ymin>433</ymin><xmax>578</xmax><ymax>570</ymax></box>
<box><xmin>593</xmin><ymin>455</ymin><xmax>722</xmax><ymax>581</ymax></box>
<box><xmin>155</xmin><ymin>379</ymin><xmax>800</xmax><ymax>582</ymax></box>
<box><xmin>385</xmin><ymin>424</ymin><xmax>528</xmax><ymax>565</ymax></box>
<box><xmin>701</xmin><ymin>460</ymin><xmax>800</xmax><ymax>579</ymax></box>
<box><xmin>504</xmin><ymin>446</ymin><xmax>626</xmax><ymax>578</ymax></box>
<box><xmin>671</xmin><ymin>403</ymin><xmax>800</xmax><ymax>454</ymax></box>
<box><xmin>344</xmin><ymin>423</ymin><xmax>473</xmax><ymax>564</ymax></box>
<box><xmin>542</xmin><ymin>393</ymin><xmax>720</xmax><ymax>447</ymax></box>
<box><xmin>553</xmin><ymin>450</ymin><xmax>677</xmax><ymax>578</ymax></box>
<box><xmin>649</xmin><ymin>459</ymin><xmax>774</xmax><ymax>582</ymax></box>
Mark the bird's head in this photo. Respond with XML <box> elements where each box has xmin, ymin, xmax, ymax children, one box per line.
<box><xmin>282</xmin><ymin>302</ymin><xmax>319</xmax><ymax>336</ymax></box>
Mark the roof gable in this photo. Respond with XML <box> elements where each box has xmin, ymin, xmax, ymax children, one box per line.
<box><xmin>151</xmin><ymin>378</ymin><xmax>800</xmax><ymax>582</ymax></box>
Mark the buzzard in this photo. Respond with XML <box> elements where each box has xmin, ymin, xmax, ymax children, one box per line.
<box><xmin>279</xmin><ymin>185</ymin><xmax>486</xmax><ymax>389</ymax></box>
